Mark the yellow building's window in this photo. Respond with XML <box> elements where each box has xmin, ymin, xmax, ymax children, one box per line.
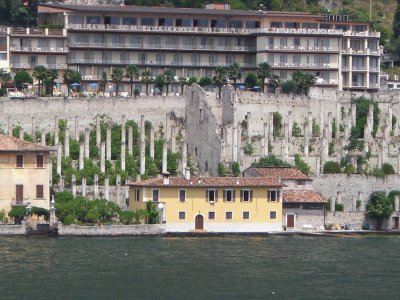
<box><xmin>152</xmin><ymin>189</ymin><xmax>159</xmax><ymax>202</ymax></box>
<box><xmin>208</xmin><ymin>211</ymin><xmax>215</xmax><ymax>220</ymax></box>
<box><xmin>36</xmin><ymin>154</ymin><xmax>44</xmax><ymax>168</ymax></box>
<box><xmin>269</xmin><ymin>211</ymin><xmax>277</xmax><ymax>219</ymax></box>
<box><xmin>134</xmin><ymin>189</ymin><xmax>140</xmax><ymax>202</ymax></box>
<box><xmin>268</xmin><ymin>190</ymin><xmax>280</xmax><ymax>202</ymax></box>
<box><xmin>16</xmin><ymin>154</ymin><xmax>24</xmax><ymax>168</ymax></box>
<box><xmin>240</xmin><ymin>189</ymin><xmax>252</xmax><ymax>202</ymax></box>
<box><xmin>179</xmin><ymin>189</ymin><xmax>186</xmax><ymax>202</ymax></box>
<box><xmin>179</xmin><ymin>211</ymin><xmax>186</xmax><ymax>220</ymax></box>
<box><xmin>242</xmin><ymin>211</ymin><xmax>250</xmax><ymax>220</ymax></box>
<box><xmin>223</xmin><ymin>189</ymin><xmax>235</xmax><ymax>202</ymax></box>
<box><xmin>225</xmin><ymin>211</ymin><xmax>232</xmax><ymax>220</ymax></box>
<box><xmin>207</xmin><ymin>189</ymin><xmax>218</xmax><ymax>202</ymax></box>
<box><xmin>36</xmin><ymin>185</ymin><xmax>44</xmax><ymax>199</ymax></box>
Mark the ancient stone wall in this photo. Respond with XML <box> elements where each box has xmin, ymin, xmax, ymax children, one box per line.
<box><xmin>58</xmin><ymin>224</ymin><xmax>166</xmax><ymax>236</ymax></box>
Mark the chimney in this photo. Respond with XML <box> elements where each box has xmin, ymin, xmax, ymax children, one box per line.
<box><xmin>185</xmin><ymin>167</ymin><xmax>191</xmax><ymax>180</ymax></box>
<box><xmin>162</xmin><ymin>171</ymin><xmax>170</xmax><ymax>185</ymax></box>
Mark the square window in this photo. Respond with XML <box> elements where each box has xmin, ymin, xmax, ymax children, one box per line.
<box><xmin>36</xmin><ymin>154</ymin><xmax>44</xmax><ymax>168</ymax></box>
<box><xmin>241</xmin><ymin>189</ymin><xmax>252</xmax><ymax>202</ymax></box>
<box><xmin>208</xmin><ymin>211</ymin><xmax>215</xmax><ymax>220</ymax></box>
<box><xmin>16</xmin><ymin>154</ymin><xmax>24</xmax><ymax>168</ymax></box>
<box><xmin>224</xmin><ymin>189</ymin><xmax>234</xmax><ymax>202</ymax></box>
<box><xmin>226</xmin><ymin>211</ymin><xmax>232</xmax><ymax>220</ymax></box>
<box><xmin>134</xmin><ymin>189</ymin><xmax>140</xmax><ymax>201</ymax></box>
<box><xmin>36</xmin><ymin>185</ymin><xmax>44</xmax><ymax>199</ymax></box>
<box><xmin>179</xmin><ymin>211</ymin><xmax>185</xmax><ymax>220</ymax></box>
<box><xmin>207</xmin><ymin>189</ymin><xmax>217</xmax><ymax>202</ymax></box>
<box><xmin>269</xmin><ymin>190</ymin><xmax>280</xmax><ymax>202</ymax></box>
<box><xmin>270</xmin><ymin>211</ymin><xmax>277</xmax><ymax>219</ymax></box>
<box><xmin>152</xmin><ymin>189</ymin><xmax>159</xmax><ymax>202</ymax></box>
<box><xmin>179</xmin><ymin>189</ymin><xmax>186</xmax><ymax>202</ymax></box>
<box><xmin>243</xmin><ymin>211</ymin><xmax>250</xmax><ymax>220</ymax></box>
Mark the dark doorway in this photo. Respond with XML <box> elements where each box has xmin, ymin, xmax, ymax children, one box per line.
<box><xmin>195</xmin><ymin>214</ymin><xmax>204</xmax><ymax>230</ymax></box>
<box><xmin>392</xmin><ymin>217</ymin><xmax>399</xmax><ymax>229</ymax></box>
<box><xmin>286</xmin><ymin>214</ymin><xmax>295</xmax><ymax>228</ymax></box>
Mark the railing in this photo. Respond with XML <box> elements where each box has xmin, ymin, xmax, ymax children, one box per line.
<box><xmin>271</xmin><ymin>62</ymin><xmax>338</xmax><ymax>69</ymax></box>
<box><xmin>351</xmin><ymin>66</ymin><xmax>366</xmax><ymax>71</ymax></box>
<box><xmin>255</xmin><ymin>28</ymin><xmax>343</xmax><ymax>35</ymax></box>
<box><xmin>0</xmin><ymin>45</ymin><xmax>7</xmax><ymax>51</ymax></box>
<box><xmin>11</xmin><ymin>46</ymin><xmax>68</xmax><ymax>53</ymax></box>
<box><xmin>68</xmin><ymin>59</ymin><xmax>256</xmax><ymax>68</ymax></box>
<box><xmin>266</xmin><ymin>45</ymin><xmax>338</xmax><ymax>52</ymax></box>
<box><xmin>343</xmin><ymin>31</ymin><xmax>380</xmax><ymax>38</ymax></box>
<box><xmin>351</xmin><ymin>82</ymin><xmax>366</xmax><ymax>87</ymax></box>
<box><xmin>69</xmin><ymin>41</ymin><xmax>255</xmax><ymax>52</ymax></box>
<box><xmin>10</xmin><ymin>63</ymin><xmax>68</xmax><ymax>69</ymax></box>
<box><xmin>315</xmin><ymin>79</ymin><xmax>338</xmax><ymax>85</ymax></box>
<box><xmin>10</xmin><ymin>27</ymin><xmax>66</xmax><ymax>36</ymax></box>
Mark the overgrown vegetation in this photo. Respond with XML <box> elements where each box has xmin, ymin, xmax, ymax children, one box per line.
<box><xmin>366</xmin><ymin>191</ymin><xmax>394</xmax><ymax>229</ymax></box>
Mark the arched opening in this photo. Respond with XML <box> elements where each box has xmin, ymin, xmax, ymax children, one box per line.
<box><xmin>195</xmin><ymin>214</ymin><xmax>204</xmax><ymax>230</ymax></box>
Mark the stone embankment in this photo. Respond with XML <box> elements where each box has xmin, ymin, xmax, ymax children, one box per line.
<box><xmin>0</xmin><ymin>225</ymin><xmax>25</xmax><ymax>235</ymax></box>
<box><xmin>57</xmin><ymin>224</ymin><xmax>166</xmax><ymax>236</ymax></box>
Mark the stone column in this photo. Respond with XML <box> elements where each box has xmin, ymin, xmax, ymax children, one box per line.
<box><xmin>106</xmin><ymin>124</ymin><xmax>111</xmax><ymax>161</ymax></box>
<box><xmin>121</xmin><ymin>142</ymin><xmax>126</xmax><ymax>171</ymax></box>
<box><xmin>121</xmin><ymin>114</ymin><xmax>126</xmax><ymax>144</ymax></box>
<box><xmin>398</xmin><ymin>154</ymin><xmax>400</xmax><ymax>174</ymax></box>
<box><xmin>84</xmin><ymin>128</ymin><xmax>90</xmax><ymax>159</ymax></box>
<box><xmin>321</xmin><ymin>137</ymin><xmax>328</xmax><ymax>166</ymax></box>
<box><xmin>74</xmin><ymin>115</ymin><xmax>80</xmax><ymax>141</ymax></box>
<box><xmin>128</xmin><ymin>126</ymin><xmax>133</xmax><ymax>155</ymax></box>
<box><xmin>364</xmin><ymin>125</ymin><xmax>371</xmax><ymax>142</ymax></box>
<box><xmin>124</xmin><ymin>179</ymin><xmax>129</xmax><ymax>208</ymax></box>
<box><xmin>287</xmin><ymin>111</ymin><xmax>293</xmax><ymax>141</ymax></box>
<box><xmin>57</xmin><ymin>144</ymin><xmax>62</xmax><ymax>175</ymax></box>
<box><xmin>182</xmin><ymin>142</ymin><xmax>187</xmax><ymax>175</ymax></box>
<box><xmin>330</xmin><ymin>197</ymin><xmax>335</xmax><ymax>212</ymax></box>
<box><xmin>388</xmin><ymin>105</ymin><xmax>393</xmax><ymax>132</ymax></box>
<box><xmin>165</xmin><ymin>113</ymin><xmax>170</xmax><ymax>142</ymax></box>
<box><xmin>64</xmin><ymin>128</ymin><xmax>70</xmax><ymax>157</ymax></box>
<box><xmin>232</xmin><ymin>124</ymin><xmax>238</xmax><ymax>162</ymax></box>
<box><xmin>7</xmin><ymin>117</ymin><xmax>11</xmax><ymax>136</ymax></box>
<box><xmin>150</xmin><ymin>126</ymin><xmax>155</xmax><ymax>159</ymax></box>
<box><xmin>140</xmin><ymin>115</ymin><xmax>146</xmax><ymax>175</ymax></box>
<box><xmin>336</xmin><ymin>102</ymin><xmax>341</xmax><ymax>135</ymax></box>
<box><xmin>395</xmin><ymin>195</ymin><xmax>400</xmax><ymax>212</ymax></box>
<box><xmin>384</xmin><ymin>124</ymin><xmax>390</xmax><ymax>140</ymax></box>
<box><xmin>31</xmin><ymin>116</ymin><xmax>35</xmax><ymax>142</ymax></box>
<box><xmin>315</xmin><ymin>156</ymin><xmax>320</xmax><ymax>176</ymax></box>
<box><xmin>377</xmin><ymin>154</ymin><xmax>382</xmax><ymax>169</ymax></box>
<box><xmin>319</xmin><ymin>101</ymin><xmax>324</xmax><ymax>138</ymax></box>
<box><xmin>304</xmin><ymin>123</ymin><xmax>309</xmax><ymax>157</ymax></box>
<box><xmin>344</xmin><ymin>124</ymin><xmax>350</xmax><ymax>141</ymax></box>
<box><xmin>171</xmin><ymin>125</ymin><xmax>176</xmax><ymax>153</ymax></box>
<box><xmin>54</xmin><ymin>116</ymin><xmax>59</xmax><ymax>145</ymax></box>
<box><xmin>79</xmin><ymin>142</ymin><xmax>84</xmax><ymax>170</ymax></box>
<box><xmin>104</xmin><ymin>178</ymin><xmax>110</xmax><ymax>201</ymax></box>
<box><xmin>327</xmin><ymin>112</ymin><xmax>332</xmax><ymax>139</ymax></box>
<box><xmin>100</xmin><ymin>142</ymin><xmax>105</xmax><ymax>173</ymax></box>
<box><xmin>19</xmin><ymin>127</ymin><xmax>24</xmax><ymax>140</ymax></box>
<box><xmin>268</xmin><ymin>112</ymin><xmax>274</xmax><ymax>139</ymax></box>
<box><xmin>41</xmin><ymin>128</ymin><xmax>46</xmax><ymax>146</ymax></box>
<box><xmin>307</xmin><ymin>112</ymin><xmax>313</xmax><ymax>137</ymax></box>
<box><xmin>116</xmin><ymin>175</ymin><xmax>121</xmax><ymax>206</ymax></box>
<box><xmin>94</xmin><ymin>174</ymin><xmax>99</xmax><ymax>199</ymax></box>
<box><xmin>72</xmin><ymin>174</ymin><xmax>76</xmax><ymax>198</ymax></box>
<box><xmin>59</xmin><ymin>176</ymin><xmax>64</xmax><ymax>192</ymax></box>
<box><xmin>49</xmin><ymin>196</ymin><xmax>57</xmax><ymax>229</ymax></box>
<box><xmin>162</xmin><ymin>141</ymin><xmax>168</xmax><ymax>173</ymax></box>
<box><xmin>367</xmin><ymin>104</ymin><xmax>374</xmax><ymax>133</ymax></box>
<box><xmin>96</xmin><ymin>115</ymin><xmax>101</xmax><ymax>147</ymax></box>
<box><xmin>336</xmin><ymin>191</ymin><xmax>342</xmax><ymax>205</ymax></box>
<box><xmin>82</xmin><ymin>178</ymin><xmax>86</xmax><ymax>197</ymax></box>
<box><xmin>351</xmin><ymin>103</ymin><xmax>356</xmax><ymax>127</ymax></box>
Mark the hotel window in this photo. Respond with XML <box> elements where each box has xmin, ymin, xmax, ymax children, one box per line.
<box><xmin>16</xmin><ymin>154</ymin><xmax>24</xmax><ymax>168</ymax></box>
<box><xmin>279</xmin><ymin>37</ymin><xmax>287</xmax><ymax>47</ymax></box>
<box><xmin>319</xmin><ymin>23</ymin><xmax>332</xmax><ymax>29</ymax></box>
<box><xmin>211</xmin><ymin>19</ymin><xmax>226</xmax><ymax>28</ymax></box>
<box><xmin>122</xmin><ymin>17</ymin><xmax>136</xmax><ymax>25</ymax></box>
<box><xmin>36</xmin><ymin>154</ymin><xmax>44</xmax><ymax>168</ymax></box>
<box><xmin>268</xmin><ymin>190</ymin><xmax>280</xmax><ymax>202</ymax></box>
<box><xmin>269</xmin><ymin>211</ymin><xmax>277</xmax><ymax>220</ymax></box>
<box><xmin>179</xmin><ymin>211</ymin><xmax>186</xmax><ymax>220</ymax></box>
<box><xmin>293</xmin><ymin>37</ymin><xmax>300</xmax><ymax>47</ymax></box>
<box><xmin>141</xmin><ymin>17</ymin><xmax>155</xmax><ymax>26</ymax></box>
<box><xmin>245</xmin><ymin>21</ymin><xmax>260</xmax><ymax>29</ymax></box>
<box><xmin>240</xmin><ymin>189</ymin><xmax>252</xmax><ymax>202</ymax></box>
<box><xmin>179</xmin><ymin>189</ymin><xmax>186</xmax><ymax>202</ymax></box>
<box><xmin>243</xmin><ymin>211</ymin><xmax>250</xmax><ymax>220</ymax></box>
<box><xmin>225</xmin><ymin>212</ymin><xmax>233</xmax><ymax>220</ymax></box>
<box><xmin>267</xmin><ymin>54</ymin><xmax>274</xmax><ymax>64</ymax></box>
<box><xmin>207</xmin><ymin>189</ymin><xmax>218</xmax><ymax>202</ymax></box>
<box><xmin>36</xmin><ymin>185</ymin><xmax>44</xmax><ymax>199</ymax></box>
<box><xmin>302</xmin><ymin>23</ymin><xmax>317</xmax><ymax>29</ymax></box>
<box><xmin>152</xmin><ymin>189</ymin><xmax>160</xmax><ymax>202</ymax></box>
<box><xmin>208</xmin><ymin>212</ymin><xmax>215</xmax><ymax>220</ymax></box>
<box><xmin>270</xmin><ymin>22</ymin><xmax>282</xmax><ymax>28</ymax></box>
<box><xmin>175</xmin><ymin>18</ymin><xmax>191</xmax><ymax>27</ymax></box>
<box><xmin>223</xmin><ymin>189</ymin><xmax>235</xmax><ymax>202</ymax></box>
<box><xmin>228</xmin><ymin>20</ymin><xmax>243</xmax><ymax>28</ymax></box>
<box><xmin>87</xmin><ymin>16</ymin><xmax>101</xmax><ymax>24</ymax></box>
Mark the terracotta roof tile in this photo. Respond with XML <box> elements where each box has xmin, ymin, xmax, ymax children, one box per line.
<box><xmin>283</xmin><ymin>190</ymin><xmax>326</xmax><ymax>203</ymax></box>
<box><xmin>0</xmin><ymin>134</ymin><xmax>51</xmax><ymax>152</ymax></box>
<box><xmin>245</xmin><ymin>167</ymin><xmax>311</xmax><ymax>181</ymax></box>
<box><xmin>128</xmin><ymin>176</ymin><xmax>285</xmax><ymax>188</ymax></box>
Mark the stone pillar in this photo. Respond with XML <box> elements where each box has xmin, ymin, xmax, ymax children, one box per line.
<box><xmin>182</xmin><ymin>142</ymin><xmax>187</xmax><ymax>175</ymax></box>
<box><xmin>121</xmin><ymin>114</ymin><xmax>126</xmax><ymax>144</ymax></box>
<box><xmin>54</xmin><ymin>116</ymin><xmax>59</xmax><ymax>145</ymax></box>
<box><xmin>398</xmin><ymin>154</ymin><xmax>400</xmax><ymax>174</ymax></box>
<box><xmin>72</xmin><ymin>174</ymin><xmax>76</xmax><ymax>198</ymax></box>
<box><xmin>307</xmin><ymin>112</ymin><xmax>313</xmax><ymax>137</ymax></box>
<box><xmin>128</xmin><ymin>126</ymin><xmax>133</xmax><ymax>155</ymax></box>
<box><xmin>162</xmin><ymin>141</ymin><xmax>168</xmax><ymax>173</ymax></box>
<box><xmin>82</xmin><ymin>178</ymin><xmax>86</xmax><ymax>197</ymax></box>
<box><xmin>165</xmin><ymin>113</ymin><xmax>170</xmax><ymax>142</ymax></box>
<box><xmin>364</xmin><ymin>125</ymin><xmax>371</xmax><ymax>142</ymax></box>
<box><xmin>268</xmin><ymin>112</ymin><xmax>274</xmax><ymax>139</ymax></box>
<box><xmin>96</xmin><ymin>115</ymin><xmax>101</xmax><ymax>147</ymax></box>
<box><xmin>41</xmin><ymin>128</ymin><xmax>46</xmax><ymax>146</ymax></box>
<box><xmin>64</xmin><ymin>128</ymin><xmax>70</xmax><ymax>157</ymax></box>
<box><xmin>59</xmin><ymin>176</ymin><xmax>64</xmax><ymax>192</ymax></box>
<box><xmin>94</xmin><ymin>174</ymin><xmax>99</xmax><ymax>199</ymax></box>
<box><xmin>364</xmin><ymin>141</ymin><xmax>369</xmax><ymax>153</ymax></box>
<box><xmin>116</xmin><ymin>174</ymin><xmax>121</xmax><ymax>206</ymax></box>
<box><xmin>319</xmin><ymin>101</ymin><xmax>324</xmax><ymax>138</ymax></box>
<box><xmin>104</xmin><ymin>178</ymin><xmax>110</xmax><ymax>201</ymax></box>
<box><xmin>336</xmin><ymin>191</ymin><xmax>342</xmax><ymax>205</ymax></box>
<box><xmin>344</xmin><ymin>124</ymin><xmax>350</xmax><ymax>141</ymax></box>
<box><xmin>287</xmin><ymin>111</ymin><xmax>293</xmax><ymax>141</ymax></box>
<box><xmin>263</xmin><ymin>123</ymin><xmax>269</xmax><ymax>156</ymax></box>
<box><xmin>232</xmin><ymin>125</ymin><xmax>238</xmax><ymax>162</ymax></box>
<box><xmin>377</xmin><ymin>154</ymin><xmax>382</xmax><ymax>169</ymax></box>
<box><xmin>304</xmin><ymin>123</ymin><xmax>309</xmax><ymax>157</ymax></box>
<box><xmin>321</xmin><ymin>137</ymin><xmax>328</xmax><ymax>166</ymax></box>
<box><xmin>79</xmin><ymin>142</ymin><xmax>84</xmax><ymax>170</ymax></box>
<box><xmin>384</xmin><ymin>124</ymin><xmax>390</xmax><ymax>140</ymax></box>
<box><xmin>327</xmin><ymin>112</ymin><xmax>332</xmax><ymax>139</ymax></box>
<box><xmin>395</xmin><ymin>195</ymin><xmax>400</xmax><ymax>212</ymax></box>
<box><xmin>31</xmin><ymin>116</ymin><xmax>35</xmax><ymax>141</ymax></box>
<box><xmin>7</xmin><ymin>117</ymin><xmax>11</xmax><ymax>136</ymax></box>
<box><xmin>57</xmin><ymin>144</ymin><xmax>62</xmax><ymax>175</ymax></box>
<box><xmin>74</xmin><ymin>116</ymin><xmax>80</xmax><ymax>141</ymax></box>
<box><xmin>171</xmin><ymin>125</ymin><xmax>176</xmax><ymax>153</ymax></box>
<box><xmin>367</xmin><ymin>104</ymin><xmax>374</xmax><ymax>133</ymax></box>
<box><xmin>19</xmin><ymin>127</ymin><xmax>24</xmax><ymax>140</ymax></box>
<box><xmin>124</xmin><ymin>179</ymin><xmax>129</xmax><ymax>208</ymax></box>
<box><xmin>150</xmin><ymin>126</ymin><xmax>155</xmax><ymax>159</ymax></box>
<box><xmin>84</xmin><ymin>128</ymin><xmax>90</xmax><ymax>159</ymax></box>
<box><xmin>140</xmin><ymin>115</ymin><xmax>146</xmax><ymax>175</ymax></box>
<box><xmin>100</xmin><ymin>142</ymin><xmax>105</xmax><ymax>173</ymax></box>
<box><xmin>49</xmin><ymin>196</ymin><xmax>57</xmax><ymax>229</ymax></box>
<box><xmin>388</xmin><ymin>105</ymin><xmax>393</xmax><ymax>132</ymax></box>
<box><xmin>106</xmin><ymin>124</ymin><xmax>111</xmax><ymax>161</ymax></box>
<box><xmin>330</xmin><ymin>197</ymin><xmax>335</xmax><ymax>212</ymax></box>
<box><xmin>121</xmin><ymin>142</ymin><xmax>126</xmax><ymax>171</ymax></box>
<box><xmin>351</xmin><ymin>103</ymin><xmax>357</xmax><ymax>127</ymax></box>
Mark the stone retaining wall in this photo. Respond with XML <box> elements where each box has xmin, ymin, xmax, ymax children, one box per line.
<box><xmin>58</xmin><ymin>224</ymin><xmax>166</xmax><ymax>236</ymax></box>
<box><xmin>0</xmin><ymin>225</ymin><xmax>25</xmax><ymax>235</ymax></box>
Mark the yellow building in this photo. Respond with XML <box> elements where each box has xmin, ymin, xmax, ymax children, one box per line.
<box><xmin>128</xmin><ymin>175</ymin><xmax>284</xmax><ymax>232</ymax></box>
<box><xmin>0</xmin><ymin>134</ymin><xmax>51</xmax><ymax>213</ymax></box>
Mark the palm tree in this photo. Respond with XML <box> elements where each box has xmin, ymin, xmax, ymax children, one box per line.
<box><xmin>111</xmin><ymin>67</ymin><xmax>124</xmax><ymax>97</ymax></box>
<box><xmin>141</xmin><ymin>69</ymin><xmax>152</xmax><ymax>95</ymax></box>
<box><xmin>213</xmin><ymin>66</ymin><xmax>227</xmax><ymax>99</ymax></box>
<box><xmin>0</xmin><ymin>69</ymin><xmax>12</xmax><ymax>90</ymax></box>
<box><xmin>32</xmin><ymin>65</ymin><xmax>48</xmax><ymax>96</ymax></box>
<box><xmin>228</xmin><ymin>63</ymin><xmax>241</xmax><ymax>90</ymax></box>
<box><xmin>46</xmin><ymin>69</ymin><xmax>59</xmax><ymax>96</ymax></box>
<box><xmin>63</xmin><ymin>69</ymin><xmax>81</xmax><ymax>97</ymax></box>
<box><xmin>268</xmin><ymin>74</ymin><xmax>281</xmax><ymax>94</ymax></box>
<box><xmin>125</xmin><ymin>64</ymin><xmax>139</xmax><ymax>97</ymax></box>
<box><xmin>163</xmin><ymin>69</ymin><xmax>175</xmax><ymax>95</ymax></box>
<box><xmin>256</xmin><ymin>62</ymin><xmax>272</xmax><ymax>93</ymax></box>
<box><xmin>178</xmin><ymin>77</ymin><xmax>187</xmax><ymax>95</ymax></box>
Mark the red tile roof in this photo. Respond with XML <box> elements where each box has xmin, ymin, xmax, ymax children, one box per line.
<box><xmin>283</xmin><ymin>190</ymin><xmax>326</xmax><ymax>203</ymax></box>
<box><xmin>245</xmin><ymin>167</ymin><xmax>311</xmax><ymax>181</ymax></box>
<box><xmin>0</xmin><ymin>134</ymin><xmax>51</xmax><ymax>152</ymax></box>
<box><xmin>128</xmin><ymin>176</ymin><xmax>285</xmax><ymax>188</ymax></box>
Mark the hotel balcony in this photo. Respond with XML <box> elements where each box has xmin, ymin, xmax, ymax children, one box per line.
<box><xmin>342</xmin><ymin>31</ymin><xmax>380</xmax><ymax>38</ymax></box>
<box><xmin>69</xmin><ymin>42</ymin><xmax>255</xmax><ymax>52</ymax></box>
<box><xmin>10</xmin><ymin>63</ymin><xmax>68</xmax><ymax>69</ymax></box>
<box><xmin>265</xmin><ymin>45</ymin><xmax>339</xmax><ymax>53</ymax></box>
<box><xmin>342</xmin><ymin>48</ymin><xmax>380</xmax><ymax>56</ymax></box>
<box><xmin>10</xmin><ymin>27</ymin><xmax>67</xmax><ymax>37</ymax></box>
<box><xmin>11</xmin><ymin>45</ymin><xmax>68</xmax><ymax>53</ymax></box>
<box><xmin>271</xmin><ymin>62</ymin><xmax>338</xmax><ymax>70</ymax></box>
<box><xmin>255</xmin><ymin>28</ymin><xmax>343</xmax><ymax>36</ymax></box>
<box><xmin>68</xmin><ymin>59</ymin><xmax>256</xmax><ymax>68</ymax></box>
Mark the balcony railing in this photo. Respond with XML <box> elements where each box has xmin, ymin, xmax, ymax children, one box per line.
<box><xmin>351</xmin><ymin>82</ymin><xmax>366</xmax><ymax>87</ymax></box>
<box><xmin>10</xmin><ymin>27</ymin><xmax>66</xmax><ymax>36</ymax></box>
<box><xmin>352</xmin><ymin>66</ymin><xmax>366</xmax><ymax>71</ymax></box>
<box><xmin>11</xmin><ymin>45</ymin><xmax>68</xmax><ymax>53</ymax></box>
<box><xmin>10</xmin><ymin>63</ymin><xmax>68</xmax><ymax>69</ymax></box>
<box><xmin>68</xmin><ymin>59</ymin><xmax>256</xmax><ymax>68</ymax></box>
<box><xmin>343</xmin><ymin>31</ymin><xmax>380</xmax><ymax>38</ymax></box>
<box><xmin>266</xmin><ymin>45</ymin><xmax>338</xmax><ymax>52</ymax></box>
<box><xmin>256</xmin><ymin>28</ymin><xmax>343</xmax><ymax>35</ymax></box>
<box><xmin>271</xmin><ymin>62</ymin><xmax>338</xmax><ymax>69</ymax></box>
<box><xmin>69</xmin><ymin>41</ymin><xmax>255</xmax><ymax>52</ymax></box>
<box><xmin>342</xmin><ymin>48</ymin><xmax>380</xmax><ymax>56</ymax></box>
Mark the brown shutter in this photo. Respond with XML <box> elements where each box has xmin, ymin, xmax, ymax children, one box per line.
<box><xmin>232</xmin><ymin>190</ymin><xmax>236</xmax><ymax>202</ymax></box>
<box><xmin>215</xmin><ymin>190</ymin><xmax>218</xmax><ymax>202</ymax></box>
<box><xmin>206</xmin><ymin>189</ymin><xmax>208</xmax><ymax>202</ymax></box>
<box><xmin>240</xmin><ymin>190</ymin><xmax>243</xmax><ymax>202</ymax></box>
<box><xmin>16</xmin><ymin>185</ymin><xmax>23</xmax><ymax>204</ymax></box>
<box><xmin>16</xmin><ymin>155</ymin><xmax>23</xmax><ymax>168</ymax></box>
<box><xmin>250</xmin><ymin>190</ymin><xmax>253</xmax><ymax>202</ymax></box>
<box><xmin>36</xmin><ymin>185</ymin><xmax>44</xmax><ymax>198</ymax></box>
<box><xmin>37</xmin><ymin>154</ymin><xmax>44</xmax><ymax>168</ymax></box>
<box><xmin>278</xmin><ymin>190</ymin><xmax>281</xmax><ymax>202</ymax></box>
<box><xmin>223</xmin><ymin>190</ymin><xmax>226</xmax><ymax>202</ymax></box>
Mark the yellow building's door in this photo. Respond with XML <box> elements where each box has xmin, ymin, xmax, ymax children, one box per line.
<box><xmin>195</xmin><ymin>215</ymin><xmax>204</xmax><ymax>230</ymax></box>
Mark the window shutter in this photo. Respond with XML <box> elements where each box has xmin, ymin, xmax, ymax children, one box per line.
<box><xmin>223</xmin><ymin>190</ymin><xmax>226</xmax><ymax>202</ymax></box>
<box><xmin>233</xmin><ymin>190</ymin><xmax>236</xmax><ymax>202</ymax></box>
<box><xmin>206</xmin><ymin>189</ymin><xmax>208</xmax><ymax>202</ymax></box>
<box><xmin>215</xmin><ymin>190</ymin><xmax>218</xmax><ymax>202</ymax></box>
<box><xmin>250</xmin><ymin>190</ymin><xmax>253</xmax><ymax>202</ymax></box>
<box><xmin>240</xmin><ymin>190</ymin><xmax>243</xmax><ymax>202</ymax></box>
<box><xmin>278</xmin><ymin>190</ymin><xmax>281</xmax><ymax>202</ymax></box>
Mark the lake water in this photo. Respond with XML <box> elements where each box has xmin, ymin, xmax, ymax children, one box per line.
<box><xmin>0</xmin><ymin>235</ymin><xmax>399</xmax><ymax>300</ymax></box>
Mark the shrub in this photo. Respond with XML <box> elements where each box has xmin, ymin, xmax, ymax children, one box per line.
<box><xmin>281</xmin><ymin>80</ymin><xmax>297</xmax><ymax>94</ymax></box>
<box><xmin>244</xmin><ymin>72</ymin><xmax>257</xmax><ymax>87</ymax></box>
<box><xmin>8</xmin><ymin>206</ymin><xmax>27</xmax><ymax>224</ymax></box>
<box><xmin>199</xmin><ymin>76</ymin><xmax>212</xmax><ymax>87</ymax></box>
<box><xmin>294</xmin><ymin>154</ymin><xmax>310</xmax><ymax>175</ymax></box>
<box><xmin>231</xmin><ymin>161</ymin><xmax>241</xmax><ymax>177</ymax></box>
<box><xmin>273</xmin><ymin>112</ymin><xmax>283</xmax><ymax>137</ymax></box>
<box><xmin>292</xmin><ymin>122</ymin><xmax>302</xmax><ymax>137</ymax></box>
<box><xmin>134</xmin><ymin>88</ymin><xmax>140</xmax><ymax>97</ymax></box>
<box><xmin>0</xmin><ymin>88</ymin><xmax>6</xmax><ymax>97</ymax></box>
<box><xmin>218</xmin><ymin>162</ymin><xmax>227</xmax><ymax>177</ymax></box>
<box><xmin>344</xmin><ymin>164</ymin><xmax>355</xmax><ymax>175</ymax></box>
<box><xmin>252</xmin><ymin>155</ymin><xmax>291</xmax><ymax>167</ymax></box>
<box><xmin>312</xmin><ymin>118</ymin><xmax>320</xmax><ymax>136</ymax></box>
<box><xmin>335</xmin><ymin>203</ymin><xmax>344</xmax><ymax>212</ymax></box>
<box><xmin>243</xmin><ymin>142</ymin><xmax>254</xmax><ymax>155</ymax></box>
<box><xmin>382</xmin><ymin>163</ymin><xmax>395</xmax><ymax>175</ymax></box>
<box><xmin>323</xmin><ymin>161</ymin><xmax>341</xmax><ymax>174</ymax></box>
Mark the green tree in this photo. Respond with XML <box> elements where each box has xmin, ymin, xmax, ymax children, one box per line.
<box><xmin>292</xmin><ymin>70</ymin><xmax>316</xmax><ymax>95</ymax></box>
<box><xmin>32</xmin><ymin>65</ymin><xmax>48</xmax><ymax>96</ymax></box>
<box><xmin>163</xmin><ymin>69</ymin><xmax>175</xmax><ymax>95</ymax></box>
<box><xmin>63</xmin><ymin>69</ymin><xmax>81</xmax><ymax>97</ymax></box>
<box><xmin>367</xmin><ymin>191</ymin><xmax>394</xmax><ymax>229</ymax></box>
<box><xmin>228</xmin><ymin>62</ymin><xmax>241</xmax><ymax>90</ymax></box>
<box><xmin>281</xmin><ymin>80</ymin><xmax>297</xmax><ymax>94</ymax></box>
<box><xmin>244</xmin><ymin>72</ymin><xmax>257</xmax><ymax>88</ymax></box>
<box><xmin>0</xmin><ymin>69</ymin><xmax>12</xmax><ymax>89</ymax></box>
<box><xmin>125</xmin><ymin>64</ymin><xmax>139</xmax><ymax>97</ymax></box>
<box><xmin>154</xmin><ymin>75</ymin><xmax>165</xmax><ymax>93</ymax></box>
<box><xmin>199</xmin><ymin>76</ymin><xmax>212</xmax><ymax>87</ymax></box>
<box><xmin>99</xmin><ymin>72</ymin><xmax>108</xmax><ymax>95</ymax></box>
<box><xmin>213</xmin><ymin>66</ymin><xmax>227</xmax><ymax>99</ymax></box>
<box><xmin>323</xmin><ymin>161</ymin><xmax>342</xmax><ymax>174</ymax></box>
<box><xmin>45</xmin><ymin>69</ymin><xmax>58</xmax><ymax>96</ymax></box>
<box><xmin>268</xmin><ymin>74</ymin><xmax>280</xmax><ymax>93</ymax></box>
<box><xmin>111</xmin><ymin>67</ymin><xmax>124</xmax><ymax>97</ymax></box>
<box><xmin>252</xmin><ymin>155</ymin><xmax>291</xmax><ymax>167</ymax></box>
<box><xmin>14</xmin><ymin>70</ymin><xmax>33</xmax><ymax>90</ymax></box>
<box><xmin>146</xmin><ymin>201</ymin><xmax>159</xmax><ymax>224</ymax></box>
<box><xmin>231</xmin><ymin>161</ymin><xmax>241</xmax><ymax>177</ymax></box>
<box><xmin>218</xmin><ymin>162</ymin><xmax>227</xmax><ymax>177</ymax></box>
<box><xmin>178</xmin><ymin>76</ymin><xmax>187</xmax><ymax>95</ymax></box>
<box><xmin>294</xmin><ymin>154</ymin><xmax>310</xmax><ymax>175</ymax></box>
<box><xmin>141</xmin><ymin>69</ymin><xmax>153</xmax><ymax>95</ymax></box>
<box><xmin>188</xmin><ymin>76</ymin><xmax>198</xmax><ymax>86</ymax></box>
<box><xmin>256</xmin><ymin>62</ymin><xmax>271</xmax><ymax>93</ymax></box>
